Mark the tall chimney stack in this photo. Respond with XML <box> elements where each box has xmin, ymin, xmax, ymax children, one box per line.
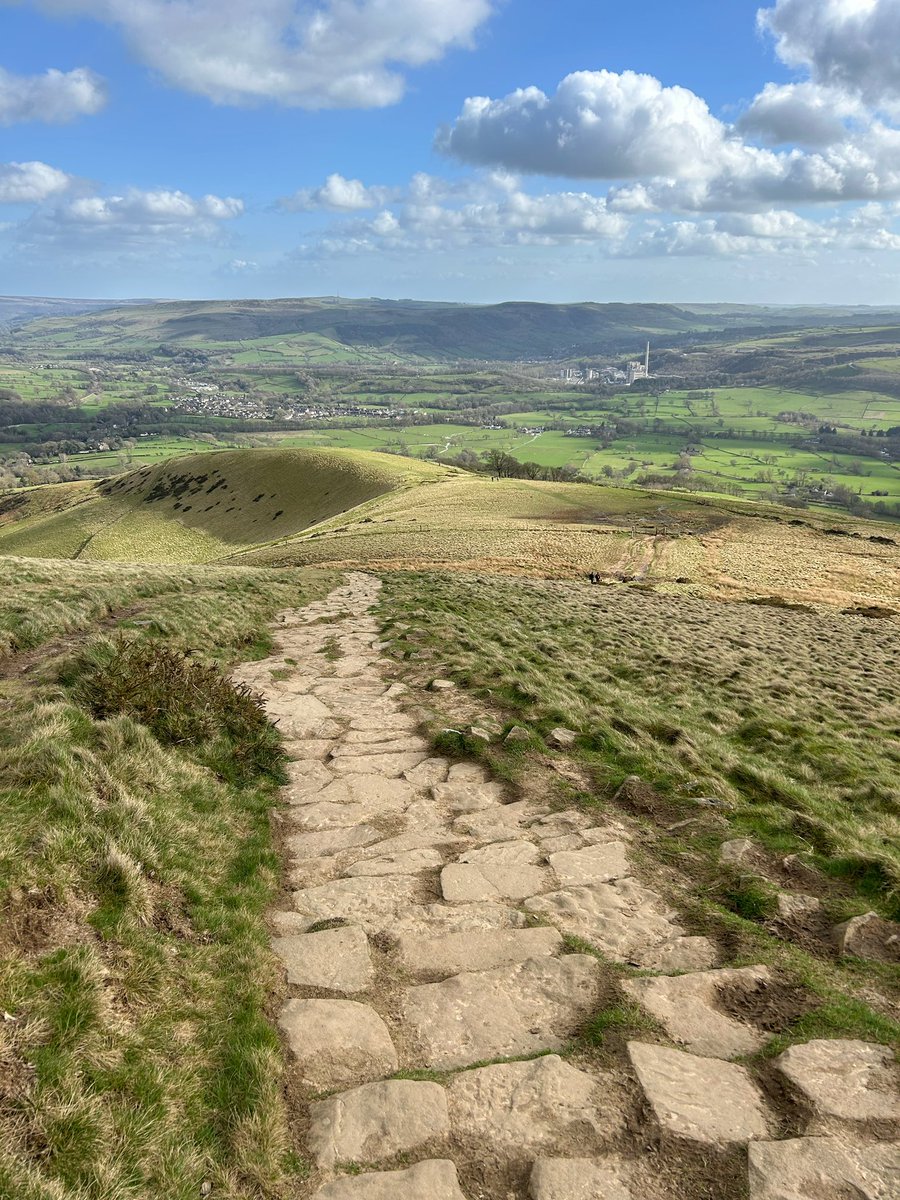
<box><xmin>645</xmin><ymin>341</ymin><xmax>650</xmax><ymax>374</ymax></box>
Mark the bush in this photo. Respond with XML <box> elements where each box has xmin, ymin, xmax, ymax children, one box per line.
<box><xmin>62</xmin><ymin>637</ymin><xmax>285</xmax><ymax>786</ymax></box>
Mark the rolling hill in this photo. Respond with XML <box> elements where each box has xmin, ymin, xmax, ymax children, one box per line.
<box><xmin>1</xmin><ymin>447</ymin><xmax>897</xmax><ymax>611</ymax></box>
<box><xmin>11</xmin><ymin>296</ymin><xmax>900</xmax><ymax>362</ymax></box>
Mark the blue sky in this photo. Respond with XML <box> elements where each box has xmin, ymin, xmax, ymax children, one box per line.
<box><xmin>1</xmin><ymin>0</ymin><xmax>899</xmax><ymax>303</ymax></box>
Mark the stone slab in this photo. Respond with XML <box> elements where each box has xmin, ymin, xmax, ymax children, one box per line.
<box><xmin>461</xmin><ymin>839</ymin><xmax>541</xmax><ymax>866</ymax></box>
<box><xmin>397</xmin><ymin>926</ymin><xmax>563</xmax><ymax>979</ymax></box>
<box><xmin>292</xmin><ymin>875</ymin><xmax>425</xmax><ymax>933</ymax></box>
<box><xmin>330</xmin><ymin>752</ymin><xmax>428</xmax><ymax>777</ymax></box>
<box><xmin>272</xmin><ymin>926</ymin><xmax>374</xmax><ymax>993</ymax></box>
<box><xmin>441</xmin><ymin>861</ymin><xmax>550</xmax><ymax>904</ymax></box>
<box><xmin>286</xmin><ymin>825</ymin><xmax>382</xmax><ymax>861</ymax></box>
<box><xmin>447</xmin><ymin>1055</ymin><xmax>605</xmax><ymax>1153</ymax></box>
<box><xmin>529</xmin><ymin>1158</ymin><xmax>633</xmax><ymax>1200</ymax></box>
<box><xmin>404</xmin><ymin>758</ymin><xmax>451</xmax><ymax>788</ymax></box>
<box><xmin>775</xmin><ymin>1040</ymin><xmax>900</xmax><ymax>1123</ymax></box>
<box><xmin>622</xmin><ymin>966</ymin><xmax>770</xmax><ymax>1059</ymax></box>
<box><xmin>307</xmin><ymin>1079</ymin><xmax>450</xmax><ymax>1167</ymax></box>
<box><xmin>549</xmin><ymin>843</ymin><xmax>630</xmax><ymax>886</ymax></box>
<box><xmin>312</xmin><ymin>1161</ymin><xmax>466</xmax><ymax>1199</ymax></box>
<box><xmin>391</xmin><ymin>902</ymin><xmax>528</xmax><ymax>938</ymax></box>
<box><xmin>628</xmin><ymin>1041</ymin><xmax>769</xmax><ymax>1145</ymax></box>
<box><xmin>331</xmin><ymin>737</ymin><xmax>430</xmax><ymax>758</ymax></box>
<box><xmin>448</xmin><ymin>762</ymin><xmax>492</xmax><ymax>783</ymax></box>
<box><xmin>748</xmin><ymin>1137</ymin><xmax>900</xmax><ymax>1200</ymax></box>
<box><xmin>433</xmin><ymin>781</ymin><xmax>506</xmax><ymax>813</ymax></box>
<box><xmin>403</xmin><ymin>954</ymin><xmax>600</xmax><ymax>1069</ymax></box>
<box><xmin>344</xmin><ymin>847</ymin><xmax>444</xmax><ymax>876</ymax></box>
<box><xmin>279</xmin><ymin>999</ymin><xmax>398</xmax><ymax>1091</ymax></box>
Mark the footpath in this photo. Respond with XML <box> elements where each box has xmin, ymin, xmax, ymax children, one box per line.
<box><xmin>234</xmin><ymin>573</ymin><xmax>899</xmax><ymax>1200</ymax></box>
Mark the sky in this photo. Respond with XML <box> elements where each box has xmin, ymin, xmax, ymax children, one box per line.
<box><xmin>2</xmin><ymin>0</ymin><xmax>900</xmax><ymax>304</ymax></box>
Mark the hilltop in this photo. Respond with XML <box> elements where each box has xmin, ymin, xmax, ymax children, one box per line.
<box><xmin>9</xmin><ymin>296</ymin><xmax>900</xmax><ymax>363</ymax></box>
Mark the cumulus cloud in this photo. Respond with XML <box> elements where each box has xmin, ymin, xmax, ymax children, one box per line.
<box><xmin>0</xmin><ymin>66</ymin><xmax>106</xmax><ymax>125</ymax></box>
<box><xmin>280</xmin><ymin>173</ymin><xmax>394</xmax><ymax>211</ymax></box>
<box><xmin>0</xmin><ymin>160</ymin><xmax>73</xmax><ymax>203</ymax></box>
<box><xmin>26</xmin><ymin>0</ymin><xmax>496</xmax><ymax>108</ymax></box>
<box><xmin>737</xmin><ymin>82</ymin><xmax>865</xmax><ymax>146</ymax></box>
<box><xmin>19</xmin><ymin>187</ymin><xmax>243</xmax><ymax>250</ymax></box>
<box><xmin>758</xmin><ymin>0</ymin><xmax>900</xmax><ymax>108</ymax></box>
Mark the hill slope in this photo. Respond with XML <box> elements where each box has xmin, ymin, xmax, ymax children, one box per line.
<box><xmin>0</xmin><ymin>449</ymin><xmax>440</xmax><ymax>563</ymax></box>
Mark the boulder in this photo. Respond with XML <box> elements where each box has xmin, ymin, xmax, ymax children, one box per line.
<box><xmin>832</xmin><ymin>912</ymin><xmax>900</xmax><ymax>963</ymax></box>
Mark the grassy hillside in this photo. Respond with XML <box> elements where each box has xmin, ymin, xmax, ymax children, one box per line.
<box><xmin>14</xmin><ymin>297</ymin><xmax>900</xmax><ymax>363</ymax></box>
<box><xmin>0</xmin><ymin>449</ymin><xmax>441</xmax><ymax>563</ymax></box>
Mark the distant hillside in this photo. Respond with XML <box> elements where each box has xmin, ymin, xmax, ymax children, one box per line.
<box><xmin>0</xmin><ymin>449</ymin><xmax>438</xmax><ymax>563</ymax></box>
<box><xmin>13</xmin><ymin>297</ymin><xmax>900</xmax><ymax>362</ymax></box>
<box><xmin>0</xmin><ymin>295</ymin><xmax>146</xmax><ymax>333</ymax></box>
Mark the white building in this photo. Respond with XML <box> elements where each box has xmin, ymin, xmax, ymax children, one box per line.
<box><xmin>626</xmin><ymin>343</ymin><xmax>651</xmax><ymax>386</ymax></box>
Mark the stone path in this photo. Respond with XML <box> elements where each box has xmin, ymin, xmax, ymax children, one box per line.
<box><xmin>236</xmin><ymin>573</ymin><xmax>899</xmax><ymax>1199</ymax></box>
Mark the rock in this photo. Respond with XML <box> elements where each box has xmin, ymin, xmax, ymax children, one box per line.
<box><xmin>441</xmin><ymin>861</ymin><xmax>550</xmax><ymax>903</ymax></box>
<box><xmin>404</xmin><ymin>758</ymin><xmax>451</xmax><ymax>788</ymax></box>
<box><xmin>291</xmin><ymin>876</ymin><xmax>424</xmax><ymax>933</ymax></box>
<box><xmin>430</xmin><ymin>679</ymin><xmax>457</xmax><ymax>691</ymax></box>
<box><xmin>461</xmin><ymin>839</ymin><xmax>541</xmax><ymax>866</ymax></box>
<box><xmin>311</xmin><ymin>1161</ymin><xmax>467</xmax><ymax>1199</ymax></box>
<box><xmin>775</xmin><ymin>1040</ymin><xmax>900</xmax><ymax>1123</ymax></box>
<box><xmin>468</xmin><ymin>726</ymin><xmax>494</xmax><ymax>745</ymax></box>
<box><xmin>330</xmin><ymin>737</ymin><xmax>430</xmax><ymax>759</ymax></box>
<box><xmin>271</xmin><ymin>926</ymin><xmax>374</xmax><ymax>993</ymax></box>
<box><xmin>344</xmin><ymin>847</ymin><xmax>444</xmax><ymax>877</ymax></box>
<box><xmin>330</xmin><ymin>752</ymin><xmax>429</xmax><ymax>778</ymax></box>
<box><xmin>433</xmin><ymin>781</ymin><xmax>506</xmax><ymax>813</ymax></box>
<box><xmin>278</xmin><ymin>999</ymin><xmax>398</xmax><ymax>1091</ymax></box>
<box><xmin>402</xmin><ymin>954</ymin><xmax>599</xmax><ymax>1070</ymax></box>
<box><xmin>455</xmin><ymin>800</ymin><xmax>545</xmax><ymax>840</ymax></box>
<box><xmin>548</xmin><ymin>728</ymin><xmax>579</xmax><ymax>750</ymax></box>
<box><xmin>286</xmin><ymin>761</ymin><xmax>336</xmax><ymax>802</ymax></box>
<box><xmin>392</xmin><ymin>902</ymin><xmax>527</xmax><ymax>938</ymax></box>
<box><xmin>397</xmin><ymin>927</ymin><xmax>563</xmax><ymax>979</ymax></box>
<box><xmin>525</xmin><ymin>880</ymin><xmax>717</xmax><ymax>972</ymax></box>
<box><xmin>529</xmin><ymin>1158</ymin><xmax>633</xmax><ymax>1200</ymax></box>
<box><xmin>748</xmin><ymin>1137</ymin><xmax>900</xmax><ymax>1200</ymax></box>
<box><xmin>549</xmin><ymin>843</ymin><xmax>630</xmax><ymax>886</ymax></box>
<box><xmin>269</xmin><ymin>694</ymin><xmax>334</xmax><ymax>737</ymax></box>
<box><xmin>776</xmin><ymin>892</ymin><xmax>823</xmax><ymax>921</ymax></box>
<box><xmin>351</xmin><ymin>713</ymin><xmax>418</xmax><ymax>733</ymax></box>
<box><xmin>720</xmin><ymin>838</ymin><xmax>757</xmax><ymax>865</ymax></box>
<box><xmin>832</xmin><ymin>912</ymin><xmax>900</xmax><ymax>963</ymax></box>
<box><xmin>448</xmin><ymin>762</ymin><xmax>492</xmax><ymax>783</ymax></box>
<box><xmin>628</xmin><ymin>1041</ymin><xmax>769</xmax><ymax>1144</ymax></box>
<box><xmin>622</xmin><ymin>966</ymin><xmax>770</xmax><ymax>1059</ymax></box>
<box><xmin>447</xmin><ymin>1055</ymin><xmax>605</xmax><ymax>1153</ymax></box>
<box><xmin>504</xmin><ymin>725</ymin><xmax>532</xmax><ymax>744</ymax></box>
<box><xmin>286</xmin><ymin>825</ymin><xmax>382</xmax><ymax>861</ymax></box>
<box><xmin>307</xmin><ymin>1080</ymin><xmax>450</xmax><ymax>1167</ymax></box>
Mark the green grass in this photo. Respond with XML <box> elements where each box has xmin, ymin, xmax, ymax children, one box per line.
<box><xmin>0</xmin><ymin>558</ymin><xmax>334</xmax><ymax>1198</ymax></box>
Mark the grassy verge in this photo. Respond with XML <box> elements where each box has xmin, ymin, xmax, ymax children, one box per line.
<box><xmin>0</xmin><ymin>559</ymin><xmax>334</xmax><ymax>1198</ymax></box>
<box><xmin>380</xmin><ymin>570</ymin><xmax>900</xmax><ymax>1046</ymax></box>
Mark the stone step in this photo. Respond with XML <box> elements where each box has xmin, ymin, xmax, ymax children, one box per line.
<box><xmin>272</xmin><ymin>926</ymin><xmax>374</xmax><ymax>993</ymax></box>
<box><xmin>748</xmin><ymin>1137</ymin><xmax>900</xmax><ymax>1200</ymax></box>
<box><xmin>278</xmin><ymin>999</ymin><xmax>398</xmax><ymax>1091</ymax></box>
<box><xmin>307</xmin><ymin>1079</ymin><xmax>450</xmax><ymax>1168</ymax></box>
<box><xmin>529</xmin><ymin>1158</ymin><xmax>634</xmax><ymax>1200</ymax></box>
<box><xmin>774</xmin><ymin>1039</ymin><xmax>900</xmax><ymax>1125</ymax></box>
<box><xmin>397</xmin><ymin>926</ymin><xmax>563</xmax><ymax>979</ymax></box>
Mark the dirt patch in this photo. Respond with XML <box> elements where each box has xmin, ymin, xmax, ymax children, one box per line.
<box><xmin>715</xmin><ymin>973</ymin><xmax>814</xmax><ymax>1034</ymax></box>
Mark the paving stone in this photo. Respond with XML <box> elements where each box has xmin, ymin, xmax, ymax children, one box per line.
<box><xmin>392</xmin><ymin>902</ymin><xmax>528</xmax><ymax>938</ymax></box>
<box><xmin>404</xmin><ymin>758</ymin><xmax>451</xmax><ymax>787</ymax></box>
<box><xmin>775</xmin><ymin>1040</ymin><xmax>900</xmax><ymax>1123</ymax></box>
<box><xmin>330</xmin><ymin>752</ymin><xmax>428</xmax><ymax>777</ymax></box>
<box><xmin>331</xmin><ymin>736</ymin><xmax>430</xmax><ymax>758</ymax></box>
<box><xmin>398</xmin><ymin>926</ymin><xmax>563</xmax><ymax>979</ymax></box>
<box><xmin>272</xmin><ymin>926</ymin><xmax>374</xmax><ymax>993</ymax></box>
<box><xmin>312</xmin><ymin>1161</ymin><xmax>466</xmax><ymax>1199</ymax></box>
<box><xmin>351</xmin><ymin>713</ymin><xmax>418</xmax><ymax>732</ymax></box>
<box><xmin>286</xmin><ymin>825</ymin><xmax>383</xmax><ymax>861</ymax></box>
<box><xmin>344</xmin><ymin>847</ymin><xmax>444</xmax><ymax>876</ymax></box>
<box><xmin>279</xmin><ymin>999</ymin><xmax>398</xmax><ymax>1090</ymax></box>
<box><xmin>441</xmin><ymin>861</ymin><xmax>550</xmax><ymax>903</ymax></box>
<box><xmin>628</xmin><ymin>1041</ymin><xmax>770</xmax><ymax>1144</ymax></box>
<box><xmin>455</xmin><ymin>800</ymin><xmax>547</xmax><ymax>840</ymax></box>
<box><xmin>622</xmin><ymin>966</ymin><xmax>770</xmax><ymax>1058</ymax></box>
<box><xmin>433</xmin><ymin>780</ymin><xmax>506</xmax><ymax>813</ymax></box>
<box><xmin>448</xmin><ymin>1055</ymin><xmax>605</xmax><ymax>1152</ymax></box>
<box><xmin>281</xmin><ymin>738</ymin><xmax>335</xmax><ymax>761</ymax></box>
<box><xmin>268</xmin><ymin>694</ymin><xmax>335</xmax><ymax>738</ymax></box>
<box><xmin>307</xmin><ymin>1079</ymin><xmax>450</xmax><ymax>1167</ymax></box>
<box><xmin>347</xmin><ymin>830</ymin><xmax>465</xmax><ymax>863</ymax></box>
<box><xmin>748</xmin><ymin>1137</ymin><xmax>900</xmax><ymax>1200</ymax></box>
<box><xmin>342</xmin><ymin>727</ymin><xmax>422</xmax><ymax>745</ymax></box>
<box><xmin>528</xmin><ymin>811</ymin><xmax>590</xmax><ymax>837</ymax></box>
<box><xmin>448</xmin><ymin>762</ymin><xmax>492</xmax><ymax>783</ymax></box>
<box><xmin>549</xmin><ymin>843</ymin><xmax>630</xmax><ymax>886</ymax></box>
<box><xmin>541</xmin><ymin>834</ymin><xmax>586</xmax><ymax>854</ymax></box>
<box><xmin>525</xmin><ymin>881</ymin><xmax>717</xmax><ymax>971</ymax></box>
<box><xmin>286</xmin><ymin>761</ymin><xmax>337</xmax><ymax>801</ymax></box>
<box><xmin>403</xmin><ymin>954</ymin><xmax>600</xmax><ymax>1069</ymax></box>
<box><xmin>529</xmin><ymin>1157</ymin><xmax>633</xmax><ymax>1200</ymax></box>
<box><xmin>292</xmin><ymin>875</ymin><xmax>425</xmax><ymax>933</ymax></box>
<box><xmin>461</xmin><ymin>839</ymin><xmax>542</xmax><ymax>866</ymax></box>
<box><xmin>291</xmin><ymin>801</ymin><xmax>384</xmax><ymax>832</ymax></box>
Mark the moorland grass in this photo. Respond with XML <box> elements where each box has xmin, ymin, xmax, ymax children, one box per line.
<box><xmin>0</xmin><ymin>559</ymin><xmax>334</xmax><ymax>1199</ymax></box>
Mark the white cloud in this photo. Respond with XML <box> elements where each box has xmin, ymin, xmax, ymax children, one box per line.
<box><xmin>281</xmin><ymin>173</ymin><xmax>394</xmax><ymax>211</ymax></box>
<box><xmin>26</xmin><ymin>0</ymin><xmax>495</xmax><ymax>108</ymax></box>
<box><xmin>758</xmin><ymin>0</ymin><xmax>900</xmax><ymax>108</ymax></box>
<box><xmin>738</xmin><ymin>82</ymin><xmax>865</xmax><ymax>145</ymax></box>
<box><xmin>0</xmin><ymin>66</ymin><xmax>106</xmax><ymax>125</ymax></box>
<box><xmin>19</xmin><ymin>187</ymin><xmax>243</xmax><ymax>251</ymax></box>
<box><xmin>0</xmin><ymin>160</ymin><xmax>73</xmax><ymax>203</ymax></box>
